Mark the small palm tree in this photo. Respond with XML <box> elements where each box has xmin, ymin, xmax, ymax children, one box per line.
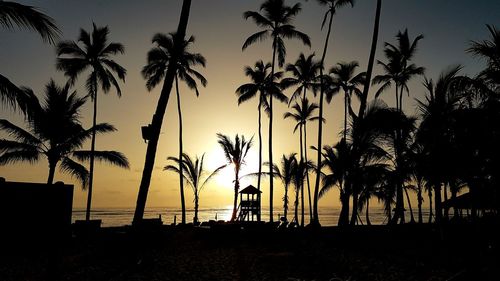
<box><xmin>312</xmin><ymin>0</ymin><xmax>355</xmax><ymax>227</ymax></box>
<box><xmin>281</xmin><ymin>53</ymin><xmax>321</xmax><ymax>104</ymax></box>
<box><xmin>243</xmin><ymin>0</ymin><xmax>310</xmax><ymax>222</ymax></box>
<box><xmin>236</xmin><ymin>60</ymin><xmax>282</xmax><ymax>220</ymax></box>
<box><xmin>270</xmin><ymin>154</ymin><xmax>297</xmax><ymax>222</ymax></box>
<box><xmin>284</xmin><ymin>98</ymin><xmax>320</xmax><ymax>220</ymax></box>
<box><xmin>1</xmin><ymin>1</ymin><xmax>60</xmax><ymax>112</ymax></box>
<box><xmin>467</xmin><ymin>24</ymin><xmax>500</xmax><ymax>86</ymax></box>
<box><xmin>142</xmin><ymin>32</ymin><xmax>207</xmax><ymax>224</ymax></box>
<box><xmin>165</xmin><ymin>153</ymin><xmax>225</xmax><ymax>224</ymax></box>
<box><xmin>0</xmin><ymin>80</ymin><xmax>129</xmax><ymax>187</ymax></box>
<box><xmin>328</xmin><ymin>61</ymin><xmax>365</xmax><ymax>141</ymax></box>
<box><xmin>217</xmin><ymin>133</ymin><xmax>253</xmax><ymax>221</ymax></box>
<box><xmin>56</xmin><ymin>23</ymin><xmax>126</xmax><ymax>221</ymax></box>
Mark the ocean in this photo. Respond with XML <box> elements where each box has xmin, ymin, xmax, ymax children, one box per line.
<box><xmin>72</xmin><ymin>207</ymin><xmax>432</xmax><ymax>227</ymax></box>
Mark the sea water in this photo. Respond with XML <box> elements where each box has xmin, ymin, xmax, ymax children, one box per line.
<box><xmin>72</xmin><ymin>207</ymin><xmax>432</xmax><ymax>227</ymax></box>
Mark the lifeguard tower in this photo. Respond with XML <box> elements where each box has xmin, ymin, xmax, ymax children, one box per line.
<box><xmin>237</xmin><ymin>185</ymin><xmax>261</xmax><ymax>221</ymax></box>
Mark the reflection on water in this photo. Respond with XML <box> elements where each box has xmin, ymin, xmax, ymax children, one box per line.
<box><xmin>72</xmin><ymin>207</ymin><xmax>432</xmax><ymax>227</ymax></box>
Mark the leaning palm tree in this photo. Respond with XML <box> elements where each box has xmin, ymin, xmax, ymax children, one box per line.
<box><xmin>56</xmin><ymin>23</ymin><xmax>126</xmax><ymax>221</ymax></box>
<box><xmin>284</xmin><ymin>98</ymin><xmax>319</xmax><ymax>220</ymax></box>
<box><xmin>1</xmin><ymin>1</ymin><xmax>60</xmax><ymax>112</ymax></box>
<box><xmin>142</xmin><ymin>32</ymin><xmax>207</xmax><ymax>224</ymax></box>
<box><xmin>217</xmin><ymin>133</ymin><xmax>253</xmax><ymax>221</ymax></box>
<box><xmin>0</xmin><ymin>80</ymin><xmax>129</xmax><ymax>188</ymax></box>
<box><xmin>133</xmin><ymin>0</ymin><xmax>193</xmax><ymax>224</ymax></box>
<box><xmin>165</xmin><ymin>153</ymin><xmax>225</xmax><ymax>224</ymax></box>
<box><xmin>312</xmin><ymin>0</ymin><xmax>355</xmax><ymax>227</ymax></box>
<box><xmin>243</xmin><ymin>0</ymin><xmax>310</xmax><ymax>222</ymax></box>
<box><xmin>236</xmin><ymin>60</ymin><xmax>282</xmax><ymax>221</ymax></box>
<box><xmin>328</xmin><ymin>61</ymin><xmax>365</xmax><ymax>141</ymax></box>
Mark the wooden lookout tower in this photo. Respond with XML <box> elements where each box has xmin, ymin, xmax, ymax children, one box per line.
<box><xmin>237</xmin><ymin>185</ymin><xmax>261</xmax><ymax>221</ymax></box>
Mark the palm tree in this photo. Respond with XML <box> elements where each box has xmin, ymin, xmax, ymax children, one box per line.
<box><xmin>284</xmin><ymin>98</ymin><xmax>319</xmax><ymax>221</ymax></box>
<box><xmin>266</xmin><ymin>154</ymin><xmax>297</xmax><ymax>222</ymax></box>
<box><xmin>142</xmin><ymin>32</ymin><xmax>206</xmax><ymax>224</ymax></box>
<box><xmin>165</xmin><ymin>153</ymin><xmax>225</xmax><ymax>224</ymax></box>
<box><xmin>292</xmin><ymin>159</ymin><xmax>310</xmax><ymax>226</ymax></box>
<box><xmin>217</xmin><ymin>133</ymin><xmax>253</xmax><ymax>221</ymax></box>
<box><xmin>243</xmin><ymin>0</ymin><xmax>310</xmax><ymax>222</ymax></box>
<box><xmin>328</xmin><ymin>61</ymin><xmax>365</xmax><ymax>141</ymax></box>
<box><xmin>467</xmin><ymin>25</ymin><xmax>500</xmax><ymax>86</ymax></box>
<box><xmin>373</xmin><ymin>29</ymin><xmax>424</xmax><ymax>112</ymax></box>
<box><xmin>0</xmin><ymin>80</ymin><xmax>129</xmax><ymax>188</ymax></box>
<box><xmin>312</xmin><ymin>0</ymin><xmax>354</xmax><ymax>226</ymax></box>
<box><xmin>1</xmin><ymin>1</ymin><xmax>60</xmax><ymax>112</ymax></box>
<box><xmin>133</xmin><ymin>0</ymin><xmax>193</xmax><ymax>224</ymax></box>
<box><xmin>56</xmin><ymin>23</ymin><xmax>126</xmax><ymax>221</ymax></box>
<box><xmin>236</xmin><ymin>60</ymin><xmax>282</xmax><ymax>222</ymax></box>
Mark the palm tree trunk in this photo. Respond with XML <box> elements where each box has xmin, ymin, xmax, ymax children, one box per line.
<box><xmin>283</xmin><ymin>183</ymin><xmax>288</xmax><ymax>221</ymax></box>
<box><xmin>133</xmin><ymin>0</ymin><xmax>192</xmax><ymax>224</ymax></box>
<box><xmin>194</xmin><ymin>193</ymin><xmax>199</xmax><ymax>224</ymax></box>
<box><xmin>358</xmin><ymin>0</ymin><xmax>382</xmax><ymax>119</ymax></box>
<box><xmin>365</xmin><ymin>198</ymin><xmax>371</xmax><ymax>225</ymax></box>
<box><xmin>313</xmin><ymin>9</ymin><xmax>334</xmax><ymax>227</ymax></box>
<box><xmin>443</xmin><ymin>184</ymin><xmax>449</xmax><ymax>220</ymax></box>
<box><xmin>257</xmin><ymin>99</ymin><xmax>263</xmax><ymax>221</ymax></box>
<box><xmin>344</xmin><ymin>91</ymin><xmax>348</xmax><ymax>141</ymax></box>
<box><xmin>86</xmin><ymin>79</ymin><xmax>98</xmax><ymax>221</ymax></box>
<box><xmin>417</xmin><ymin>183</ymin><xmax>423</xmax><ymax>223</ymax></box>
<box><xmin>434</xmin><ymin>182</ymin><xmax>442</xmax><ymax>223</ymax></box>
<box><xmin>302</xmin><ymin>88</ymin><xmax>312</xmax><ymax>221</ymax></box>
<box><xmin>350</xmin><ymin>190</ymin><xmax>358</xmax><ymax>225</ymax></box>
<box><xmin>47</xmin><ymin>160</ymin><xmax>57</xmax><ymax>185</ymax></box>
<box><xmin>428</xmin><ymin>187</ymin><xmax>433</xmax><ymax>223</ymax></box>
<box><xmin>231</xmin><ymin>169</ymin><xmax>240</xmax><ymax>221</ymax></box>
<box><xmin>268</xmin><ymin>37</ymin><xmax>278</xmax><ymax>223</ymax></box>
<box><xmin>175</xmin><ymin>76</ymin><xmax>186</xmax><ymax>224</ymax></box>
<box><xmin>299</xmin><ymin>123</ymin><xmax>305</xmax><ymax>227</ymax></box>
<box><xmin>338</xmin><ymin>183</ymin><xmax>350</xmax><ymax>226</ymax></box>
<box><xmin>294</xmin><ymin>188</ymin><xmax>299</xmax><ymax>225</ymax></box>
<box><xmin>404</xmin><ymin>187</ymin><xmax>415</xmax><ymax>223</ymax></box>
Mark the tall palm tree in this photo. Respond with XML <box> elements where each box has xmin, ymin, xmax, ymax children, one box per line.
<box><xmin>312</xmin><ymin>0</ymin><xmax>354</xmax><ymax>226</ymax></box>
<box><xmin>56</xmin><ymin>23</ymin><xmax>126</xmax><ymax>221</ymax></box>
<box><xmin>142</xmin><ymin>32</ymin><xmax>206</xmax><ymax>224</ymax></box>
<box><xmin>1</xmin><ymin>1</ymin><xmax>60</xmax><ymax>112</ymax></box>
<box><xmin>217</xmin><ymin>133</ymin><xmax>253</xmax><ymax>221</ymax></box>
<box><xmin>284</xmin><ymin>98</ymin><xmax>319</xmax><ymax>220</ymax></box>
<box><xmin>165</xmin><ymin>153</ymin><xmax>225</xmax><ymax>224</ymax></box>
<box><xmin>0</xmin><ymin>80</ymin><xmax>129</xmax><ymax>187</ymax></box>
<box><xmin>243</xmin><ymin>0</ymin><xmax>310</xmax><ymax>222</ymax></box>
<box><xmin>282</xmin><ymin>53</ymin><xmax>321</xmax><ymax>220</ymax></box>
<box><xmin>328</xmin><ymin>61</ymin><xmax>365</xmax><ymax>141</ymax></box>
<box><xmin>133</xmin><ymin>0</ymin><xmax>193</xmax><ymax>224</ymax></box>
<box><xmin>236</xmin><ymin>60</ymin><xmax>282</xmax><ymax>222</ymax></box>
<box><xmin>467</xmin><ymin>24</ymin><xmax>500</xmax><ymax>87</ymax></box>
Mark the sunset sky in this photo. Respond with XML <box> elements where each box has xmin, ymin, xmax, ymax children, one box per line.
<box><xmin>1</xmin><ymin>0</ymin><xmax>499</xmax><ymax>213</ymax></box>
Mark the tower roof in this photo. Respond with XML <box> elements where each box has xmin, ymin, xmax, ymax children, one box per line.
<box><xmin>239</xmin><ymin>185</ymin><xmax>262</xmax><ymax>194</ymax></box>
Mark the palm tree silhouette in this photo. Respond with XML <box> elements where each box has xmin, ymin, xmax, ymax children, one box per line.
<box><xmin>312</xmin><ymin>0</ymin><xmax>354</xmax><ymax>227</ymax></box>
<box><xmin>165</xmin><ymin>153</ymin><xmax>225</xmax><ymax>224</ymax></box>
<box><xmin>243</xmin><ymin>0</ymin><xmax>310</xmax><ymax>222</ymax></box>
<box><xmin>284</xmin><ymin>98</ymin><xmax>320</xmax><ymax>221</ymax></box>
<box><xmin>282</xmin><ymin>53</ymin><xmax>321</xmax><ymax>220</ymax></box>
<box><xmin>134</xmin><ymin>0</ymin><xmax>193</xmax><ymax>224</ymax></box>
<box><xmin>328</xmin><ymin>61</ymin><xmax>365</xmax><ymax>141</ymax></box>
<box><xmin>142</xmin><ymin>32</ymin><xmax>207</xmax><ymax>224</ymax></box>
<box><xmin>217</xmin><ymin>133</ymin><xmax>253</xmax><ymax>221</ymax></box>
<box><xmin>236</xmin><ymin>60</ymin><xmax>282</xmax><ymax>221</ymax></box>
<box><xmin>0</xmin><ymin>80</ymin><xmax>129</xmax><ymax>187</ymax></box>
<box><xmin>1</xmin><ymin>1</ymin><xmax>60</xmax><ymax>112</ymax></box>
<box><xmin>467</xmin><ymin>24</ymin><xmax>500</xmax><ymax>86</ymax></box>
<box><xmin>56</xmin><ymin>23</ymin><xmax>126</xmax><ymax>222</ymax></box>
<box><xmin>265</xmin><ymin>154</ymin><xmax>297</xmax><ymax>222</ymax></box>
<box><xmin>292</xmin><ymin>158</ymin><xmax>310</xmax><ymax>226</ymax></box>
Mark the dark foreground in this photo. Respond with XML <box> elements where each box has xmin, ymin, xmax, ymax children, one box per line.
<box><xmin>1</xmin><ymin>222</ymin><xmax>499</xmax><ymax>281</ymax></box>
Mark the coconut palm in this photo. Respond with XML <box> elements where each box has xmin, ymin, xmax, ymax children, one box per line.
<box><xmin>265</xmin><ymin>154</ymin><xmax>297</xmax><ymax>222</ymax></box>
<box><xmin>56</xmin><ymin>23</ymin><xmax>126</xmax><ymax>221</ymax></box>
<box><xmin>292</xmin><ymin>158</ymin><xmax>311</xmax><ymax>226</ymax></box>
<box><xmin>284</xmin><ymin>98</ymin><xmax>320</xmax><ymax>220</ymax></box>
<box><xmin>142</xmin><ymin>32</ymin><xmax>206</xmax><ymax>224</ymax></box>
<box><xmin>133</xmin><ymin>0</ymin><xmax>193</xmax><ymax>224</ymax></box>
<box><xmin>328</xmin><ymin>61</ymin><xmax>365</xmax><ymax>141</ymax></box>
<box><xmin>217</xmin><ymin>133</ymin><xmax>253</xmax><ymax>221</ymax></box>
<box><xmin>1</xmin><ymin>1</ymin><xmax>60</xmax><ymax>112</ymax></box>
<box><xmin>243</xmin><ymin>0</ymin><xmax>310</xmax><ymax>222</ymax></box>
<box><xmin>0</xmin><ymin>80</ymin><xmax>129</xmax><ymax>188</ymax></box>
<box><xmin>165</xmin><ymin>153</ymin><xmax>225</xmax><ymax>224</ymax></box>
<box><xmin>281</xmin><ymin>53</ymin><xmax>321</xmax><ymax>104</ymax></box>
<box><xmin>236</xmin><ymin>60</ymin><xmax>282</xmax><ymax>222</ymax></box>
<box><xmin>467</xmin><ymin>24</ymin><xmax>500</xmax><ymax>87</ymax></box>
<box><xmin>312</xmin><ymin>0</ymin><xmax>355</xmax><ymax>227</ymax></box>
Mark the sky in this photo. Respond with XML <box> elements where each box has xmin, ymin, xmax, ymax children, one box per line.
<box><xmin>1</xmin><ymin>0</ymin><xmax>499</xmax><ymax>214</ymax></box>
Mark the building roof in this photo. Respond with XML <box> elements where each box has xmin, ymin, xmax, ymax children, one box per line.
<box><xmin>239</xmin><ymin>185</ymin><xmax>262</xmax><ymax>194</ymax></box>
